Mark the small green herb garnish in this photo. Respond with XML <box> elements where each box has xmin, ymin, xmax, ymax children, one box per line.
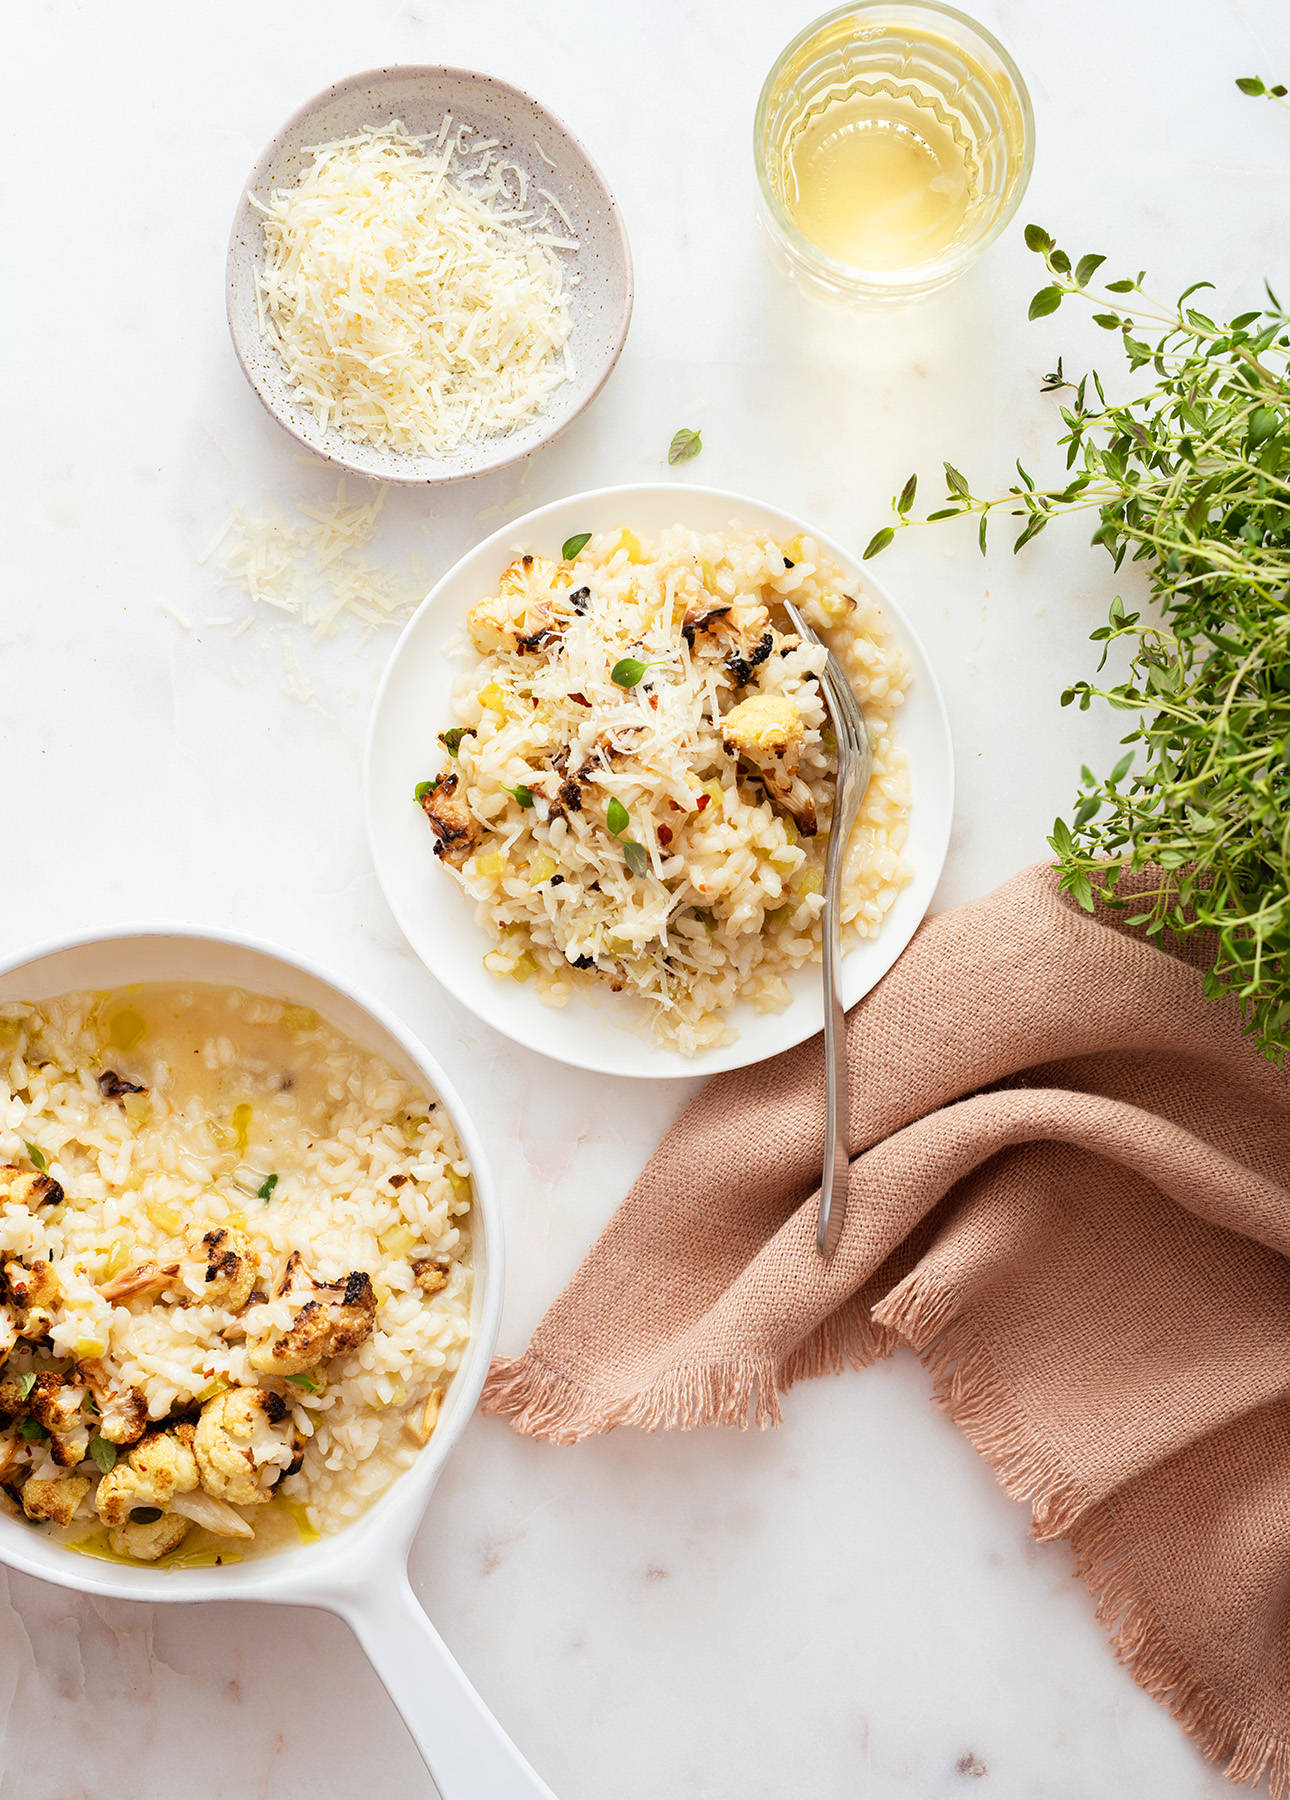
<box><xmin>605</xmin><ymin>796</ymin><xmax>649</xmax><ymax>877</ymax></box>
<box><xmin>1236</xmin><ymin>75</ymin><xmax>1289</xmax><ymax>102</ymax></box>
<box><xmin>287</xmin><ymin>1372</ymin><xmax>321</xmax><ymax>1393</ymax></box>
<box><xmin>19</xmin><ymin>1418</ymin><xmax>47</xmax><ymax>1441</ymax></box>
<box><xmin>257</xmin><ymin>1173</ymin><xmax>279</xmax><ymax>1202</ymax></box>
<box><xmin>414</xmin><ymin>778</ymin><xmax>438</xmax><ymax>802</ymax></box>
<box><xmin>561</xmin><ymin>532</ymin><xmax>592</xmax><ymax>560</ymax></box>
<box><xmin>611</xmin><ymin>655</ymin><xmax>669</xmax><ymax>689</ymax></box>
<box><xmin>89</xmin><ymin>1435</ymin><xmax>117</xmax><ymax>1474</ymax></box>
<box><xmin>83</xmin><ymin>1391</ymin><xmax>99</xmax><ymax>1414</ymax></box>
<box><xmin>503</xmin><ymin>783</ymin><xmax>535</xmax><ymax>809</ymax></box>
<box><xmin>668</xmin><ymin>427</ymin><xmax>703</xmax><ymax>466</ymax></box>
<box><xmin>17</xmin><ymin>1371</ymin><xmax>37</xmax><ymax>1400</ymax></box>
<box><xmin>439</xmin><ymin>728</ymin><xmax>470</xmax><ymax>757</ymax></box>
<box><xmin>23</xmin><ymin>1142</ymin><xmax>46</xmax><ymax>1172</ymax></box>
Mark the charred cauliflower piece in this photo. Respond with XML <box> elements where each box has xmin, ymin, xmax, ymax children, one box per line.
<box><xmin>77</xmin><ymin>1365</ymin><xmax>148</xmax><ymax>1447</ymax></box>
<box><xmin>327</xmin><ymin>1273</ymin><xmax>377</xmax><ymax>1355</ymax></box>
<box><xmin>194</xmin><ymin>1387</ymin><xmax>291</xmax><ymax>1506</ymax></box>
<box><xmin>95</xmin><ymin>1427</ymin><xmax>199</xmax><ymax>1526</ymax></box>
<box><xmin>248</xmin><ymin>1298</ymin><xmax>333</xmax><ymax>1376</ymax></box>
<box><xmin>109</xmin><ymin>1510</ymin><xmax>191</xmax><ymax>1562</ymax></box>
<box><xmin>418</xmin><ymin>772</ymin><xmax>480</xmax><ymax>871</ymax></box>
<box><xmin>4</xmin><ymin>1258</ymin><xmax>60</xmax><ymax>1341</ymax></box>
<box><xmin>192</xmin><ymin>1226</ymin><xmax>256</xmax><ymax>1312</ymax></box>
<box><xmin>721</xmin><ymin>694</ymin><xmax>818</xmax><ymax>836</ymax></box>
<box><xmin>0</xmin><ymin>1166</ymin><xmax>64</xmax><ymax>1210</ymax></box>
<box><xmin>683</xmin><ymin>598</ymin><xmax>774</xmax><ymax>685</ymax></box>
<box><xmin>248</xmin><ymin>1259</ymin><xmax>378</xmax><ymax>1374</ymax></box>
<box><xmin>0</xmin><ymin>1377</ymin><xmax>30</xmax><ymax>1416</ymax></box>
<box><xmin>468</xmin><ymin>554</ymin><xmax>568</xmax><ymax>655</ymax></box>
<box><xmin>22</xmin><ymin>1474</ymin><xmax>90</xmax><ymax>1528</ymax></box>
<box><xmin>29</xmin><ymin>1373</ymin><xmax>91</xmax><ymax>1468</ymax></box>
<box><xmin>411</xmin><ymin>1259</ymin><xmax>449</xmax><ymax>1295</ymax></box>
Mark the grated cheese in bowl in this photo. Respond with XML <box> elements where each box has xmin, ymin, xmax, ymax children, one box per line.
<box><xmin>252</xmin><ymin>119</ymin><xmax>577</xmax><ymax>458</ymax></box>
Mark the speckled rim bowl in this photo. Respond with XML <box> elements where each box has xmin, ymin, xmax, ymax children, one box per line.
<box><xmin>365</xmin><ymin>483</ymin><xmax>955</xmax><ymax>1079</ymax></box>
<box><xmin>0</xmin><ymin>929</ymin><xmax>557</xmax><ymax>1798</ymax></box>
<box><xmin>227</xmin><ymin>65</ymin><xmax>634</xmax><ymax>486</ymax></box>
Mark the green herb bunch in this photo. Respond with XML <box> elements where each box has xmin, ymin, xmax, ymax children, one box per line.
<box><xmin>867</xmin><ymin>81</ymin><xmax>1290</xmax><ymax>1059</ymax></box>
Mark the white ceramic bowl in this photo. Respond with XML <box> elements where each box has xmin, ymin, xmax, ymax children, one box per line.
<box><xmin>366</xmin><ymin>483</ymin><xmax>955</xmax><ymax>1078</ymax></box>
<box><xmin>227</xmin><ymin>65</ymin><xmax>634</xmax><ymax>485</ymax></box>
<box><xmin>0</xmin><ymin>930</ymin><xmax>555</xmax><ymax>1799</ymax></box>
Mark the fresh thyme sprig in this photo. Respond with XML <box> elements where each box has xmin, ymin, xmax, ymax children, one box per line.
<box><xmin>867</xmin><ymin>80</ymin><xmax>1290</xmax><ymax>1059</ymax></box>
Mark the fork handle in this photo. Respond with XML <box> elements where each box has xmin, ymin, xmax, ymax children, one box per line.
<box><xmin>818</xmin><ymin>758</ymin><xmax>853</xmax><ymax>1259</ymax></box>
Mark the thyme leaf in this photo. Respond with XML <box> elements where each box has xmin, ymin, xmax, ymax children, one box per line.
<box><xmin>667</xmin><ymin>427</ymin><xmax>703</xmax><ymax>466</ymax></box>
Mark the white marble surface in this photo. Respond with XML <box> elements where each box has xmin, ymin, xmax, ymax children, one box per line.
<box><xmin>2</xmin><ymin>0</ymin><xmax>1287</xmax><ymax>1793</ymax></box>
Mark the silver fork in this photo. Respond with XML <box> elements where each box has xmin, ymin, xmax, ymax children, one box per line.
<box><xmin>782</xmin><ymin>600</ymin><xmax>873</xmax><ymax>1259</ymax></box>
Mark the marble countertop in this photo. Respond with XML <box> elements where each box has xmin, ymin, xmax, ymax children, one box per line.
<box><xmin>3</xmin><ymin>0</ymin><xmax>1286</xmax><ymax>1793</ymax></box>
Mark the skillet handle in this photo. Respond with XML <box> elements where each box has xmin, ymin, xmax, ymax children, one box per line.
<box><xmin>341</xmin><ymin>1573</ymin><xmax>558</xmax><ymax>1799</ymax></box>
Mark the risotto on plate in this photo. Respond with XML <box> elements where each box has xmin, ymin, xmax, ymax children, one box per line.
<box><xmin>415</xmin><ymin>521</ymin><xmax>913</xmax><ymax>1054</ymax></box>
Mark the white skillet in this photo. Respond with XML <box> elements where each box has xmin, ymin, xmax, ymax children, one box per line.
<box><xmin>0</xmin><ymin>928</ymin><xmax>555</xmax><ymax>1800</ymax></box>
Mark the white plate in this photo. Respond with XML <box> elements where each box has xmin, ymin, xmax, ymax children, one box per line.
<box><xmin>365</xmin><ymin>484</ymin><xmax>955</xmax><ymax>1078</ymax></box>
<box><xmin>227</xmin><ymin>66</ymin><xmax>633</xmax><ymax>486</ymax></box>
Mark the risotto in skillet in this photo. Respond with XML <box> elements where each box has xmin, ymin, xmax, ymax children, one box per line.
<box><xmin>416</xmin><ymin>522</ymin><xmax>913</xmax><ymax>1054</ymax></box>
<box><xmin>0</xmin><ymin>985</ymin><xmax>471</xmax><ymax>1566</ymax></box>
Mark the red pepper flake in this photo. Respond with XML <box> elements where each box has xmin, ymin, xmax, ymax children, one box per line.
<box><xmin>696</xmin><ymin>793</ymin><xmax>711</xmax><ymax>811</ymax></box>
<box><xmin>569</xmin><ymin>692</ymin><xmax>590</xmax><ymax>707</ymax></box>
<box><xmin>667</xmin><ymin>798</ymin><xmax>682</xmax><ymax>811</ymax></box>
<box><xmin>648</xmin><ymin>694</ymin><xmax>659</xmax><ymax>710</ymax></box>
<box><xmin>658</xmin><ymin>824</ymin><xmax>673</xmax><ymax>846</ymax></box>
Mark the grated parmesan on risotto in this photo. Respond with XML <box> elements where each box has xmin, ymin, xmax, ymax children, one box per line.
<box><xmin>415</xmin><ymin>522</ymin><xmax>913</xmax><ymax>1054</ymax></box>
<box><xmin>0</xmin><ymin>985</ymin><xmax>472</xmax><ymax>1566</ymax></box>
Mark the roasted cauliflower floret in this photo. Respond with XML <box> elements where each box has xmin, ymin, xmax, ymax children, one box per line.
<box><xmin>327</xmin><ymin>1273</ymin><xmax>377</xmax><ymax>1356</ymax></box>
<box><xmin>22</xmin><ymin>1474</ymin><xmax>90</xmax><ymax>1528</ymax></box>
<box><xmin>418</xmin><ymin>771</ymin><xmax>480</xmax><ymax>870</ymax></box>
<box><xmin>97</xmin><ymin>1390</ymin><xmax>149</xmax><ymax>1446</ymax></box>
<box><xmin>193</xmin><ymin>1387</ymin><xmax>291</xmax><ymax>1506</ymax></box>
<box><xmin>720</xmin><ymin>693</ymin><xmax>818</xmax><ymax>836</ymax></box>
<box><xmin>77</xmin><ymin>1362</ymin><xmax>149</xmax><ymax>1445</ymax></box>
<box><xmin>411</xmin><ymin>1258</ymin><xmax>449</xmax><ymax>1295</ymax></box>
<box><xmin>467</xmin><ymin>555</ymin><xmax>569</xmax><ymax>656</ymax></box>
<box><xmin>109</xmin><ymin>1510</ymin><xmax>191</xmax><ymax>1562</ymax></box>
<box><xmin>0</xmin><ymin>1377</ymin><xmax>30</xmax><ymax>1416</ymax></box>
<box><xmin>29</xmin><ymin>1372</ymin><xmax>91</xmax><ymax>1468</ymax></box>
<box><xmin>4</xmin><ymin>1258</ymin><xmax>60</xmax><ymax>1340</ymax></box>
<box><xmin>95</xmin><ymin>1427</ymin><xmax>199</xmax><ymax>1527</ymax></box>
<box><xmin>248</xmin><ymin>1298</ymin><xmax>333</xmax><ymax>1376</ymax></box>
<box><xmin>683</xmin><ymin>598</ymin><xmax>775</xmax><ymax>685</ymax></box>
<box><xmin>721</xmin><ymin>693</ymin><xmax>805</xmax><ymax>758</ymax></box>
<box><xmin>248</xmin><ymin>1259</ymin><xmax>378</xmax><ymax>1374</ymax></box>
<box><xmin>0</xmin><ymin>1165</ymin><xmax>64</xmax><ymax>1210</ymax></box>
<box><xmin>192</xmin><ymin>1226</ymin><xmax>256</xmax><ymax>1312</ymax></box>
<box><xmin>130</xmin><ymin>1426</ymin><xmax>200</xmax><ymax>1498</ymax></box>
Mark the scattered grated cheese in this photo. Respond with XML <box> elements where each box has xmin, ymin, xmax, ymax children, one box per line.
<box><xmin>204</xmin><ymin>481</ymin><xmax>425</xmax><ymax>640</ymax></box>
<box><xmin>252</xmin><ymin>119</ymin><xmax>577</xmax><ymax>457</ymax></box>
